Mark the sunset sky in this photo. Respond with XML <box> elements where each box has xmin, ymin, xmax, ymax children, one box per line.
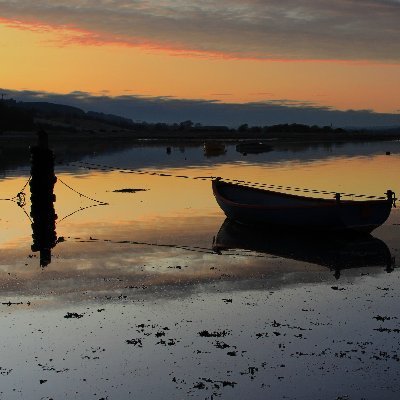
<box><xmin>1</xmin><ymin>0</ymin><xmax>400</xmax><ymax>126</ymax></box>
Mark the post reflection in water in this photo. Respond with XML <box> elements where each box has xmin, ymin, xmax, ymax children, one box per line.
<box><xmin>213</xmin><ymin>218</ymin><xmax>394</xmax><ymax>279</ymax></box>
<box><xmin>29</xmin><ymin>131</ymin><xmax>58</xmax><ymax>267</ymax></box>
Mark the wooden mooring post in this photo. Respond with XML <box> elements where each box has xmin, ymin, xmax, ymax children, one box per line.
<box><xmin>29</xmin><ymin>130</ymin><xmax>57</xmax><ymax>267</ymax></box>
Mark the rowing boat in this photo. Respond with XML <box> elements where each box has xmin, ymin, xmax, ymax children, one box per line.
<box><xmin>212</xmin><ymin>178</ymin><xmax>395</xmax><ymax>233</ymax></box>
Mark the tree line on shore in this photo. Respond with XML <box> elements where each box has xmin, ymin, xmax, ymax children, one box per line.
<box><xmin>0</xmin><ymin>97</ymin><xmax>364</xmax><ymax>136</ymax></box>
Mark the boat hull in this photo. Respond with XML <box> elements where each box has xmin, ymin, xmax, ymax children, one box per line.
<box><xmin>212</xmin><ymin>180</ymin><xmax>392</xmax><ymax>233</ymax></box>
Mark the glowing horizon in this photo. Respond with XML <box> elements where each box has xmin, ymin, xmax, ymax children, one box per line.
<box><xmin>1</xmin><ymin>0</ymin><xmax>400</xmax><ymax>121</ymax></box>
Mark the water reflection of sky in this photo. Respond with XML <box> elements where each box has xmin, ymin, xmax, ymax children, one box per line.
<box><xmin>1</xmin><ymin>141</ymin><xmax>399</xmax><ymax>293</ymax></box>
<box><xmin>61</xmin><ymin>139</ymin><xmax>400</xmax><ymax>174</ymax></box>
<box><xmin>0</xmin><ymin>141</ymin><xmax>399</xmax><ymax>399</ymax></box>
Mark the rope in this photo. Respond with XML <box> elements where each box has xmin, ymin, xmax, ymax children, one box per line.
<box><xmin>19</xmin><ymin>175</ymin><xmax>31</xmax><ymax>193</ymax></box>
<box><xmin>57</xmin><ymin>178</ymin><xmax>108</xmax><ymax>205</ymax></box>
<box><xmin>70</xmin><ymin>161</ymin><xmax>217</xmax><ymax>181</ymax></box>
<box><xmin>0</xmin><ymin>175</ymin><xmax>30</xmax><ymax>221</ymax></box>
<box><xmin>1</xmin><ymin>175</ymin><xmax>110</xmax><ymax>224</ymax></box>
<box><xmin>56</xmin><ymin>203</ymin><xmax>107</xmax><ymax>224</ymax></box>
<box><xmin>66</xmin><ymin>235</ymin><xmax>274</xmax><ymax>260</ymax></box>
<box><xmin>69</xmin><ymin>161</ymin><xmax>388</xmax><ymax>201</ymax></box>
<box><xmin>0</xmin><ymin>175</ymin><xmax>31</xmax><ymax>203</ymax></box>
<box><xmin>20</xmin><ymin>206</ymin><xmax>33</xmax><ymax>224</ymax></box>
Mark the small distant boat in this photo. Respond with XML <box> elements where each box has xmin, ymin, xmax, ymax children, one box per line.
<box><xmin>212</xmin><ymin>179</ymin><xmax>396</xmax><ymax>233</ymax></box>
<box><xmin>213</xmin><ymin>219</ymin><xmax>394</xmax><ymax>277</ymax></box>
<box><xmin>203</xmin><ymin>141</ymin><xmax>226</xmax><ymax>158</ymax></box>
<box><xmin>236</xmin><ymin>141</ymin><xmax>273</xmax><ymax>155</ymax></box>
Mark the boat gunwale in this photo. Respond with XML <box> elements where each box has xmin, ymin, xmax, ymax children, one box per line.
<box><xmin>212</xmin><ymin>179</ymin><xmax>390</xmax><ymax>210</ymax></box>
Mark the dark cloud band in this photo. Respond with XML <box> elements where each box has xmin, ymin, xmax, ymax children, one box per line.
<box><xmin>0</xmin><ymin>0</ymin><xmax>399</xmax><ymax>61</ymax></box>
<box><xmin>4</xmin><ymin>88</ymin><xmax>400</xmax><ymax>127</ymax></box>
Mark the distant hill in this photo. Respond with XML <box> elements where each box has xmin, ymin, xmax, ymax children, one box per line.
<box><xmin>86</xmin><ymin>111</ymin><xmax>136</xmax><ymax>128</ymax></box>
<box><xmin>0</xmin><ymin>99</ymin><xmax>35</xmax><ymax>131</ymax></box>
<box><xmin>1</xmin><ymin>98</ymin><xmax>400</xmax><ymax>140</ymax></box>
<box><xmin>17</xmin><ymin>101</ymin><xmax>86</xmax><ymax>117</ymax></box>
<box><xmin>0</xmin><ymin>99</ymin><xmax>138</xmax><ymax>132</ymax></box>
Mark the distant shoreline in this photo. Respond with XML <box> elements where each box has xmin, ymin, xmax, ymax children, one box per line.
<box><xmin>1</xmin><ymin>129</ymin><xmax>398</xmax><ymax>176</ymax></box>
<box><xmin>1</xmin><ymin>129</ymin><xmax>400</xmax><ymax>145</ymax></box>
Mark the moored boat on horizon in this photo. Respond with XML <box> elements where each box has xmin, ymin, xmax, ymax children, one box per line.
<box><xmin>212</xmin><ymin>178</ymin><xmax>396</xmax><ymax>233</ymax></box>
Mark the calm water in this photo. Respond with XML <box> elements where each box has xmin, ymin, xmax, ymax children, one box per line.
<box><xmin>0</xmin><ymin>140</ymin><xmax>399</xmax><ymax>399</ymax></box>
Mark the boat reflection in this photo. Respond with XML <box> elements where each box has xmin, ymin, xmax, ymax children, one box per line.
<box><xmin>203</xmin><ymin>141</ymin><xmax>227</xmax><ymax>158</ymax></box>
<box><xmin>213</xmin><ymin>219</ymin><xmax>394</xmax><ymax>279</ymax></box>
<box><xmin>236</xmin><ymin>141</ymin><xmax>273</xmax><ymax>155</ymax></box>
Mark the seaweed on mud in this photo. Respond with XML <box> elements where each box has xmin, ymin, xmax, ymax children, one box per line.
<box><xmin>126</xmin><ymin>338</ymin><xmax>143</xmax><ymax>347</ymax></box>
<box><xmin>64</xmin><ymin>312</ymin><xmax>84</xmax><ymax>319</ymax></box>
<box><xmin>198</xmin><ymin>329</ymin><xmax>231</xmax><ymax>338</ymax></box>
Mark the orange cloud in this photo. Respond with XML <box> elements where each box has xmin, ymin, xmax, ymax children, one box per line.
<box><xmin>0</xmin><ymin>0</ymin><xmax>400</xmax><ymax>64</ymax></box>
<box><xmin>1</xmin><ymin>16</ymin><xmax>399</xmax><ymax>66</ymax></box>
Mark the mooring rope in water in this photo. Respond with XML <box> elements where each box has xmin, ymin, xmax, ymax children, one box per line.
<box><xmin>20</xmin><ymin>206</ymin><xmax>33</xmax><ymax>224</ymax></box>
<box><xmin>0</xmin><ymin>195</ymin><xmax>16</xmax><ymax>202</ymax></box>
<box><xmin>52</xmin><ymin>178</ymin><xmax>109</xmax><ymax>224</ymax></box>
<box><xmin>69</xmin><ymin>161</ymin><xmax>388</xmax><ymax>200</ymax></box>
<box><xmin>0</xmin><ymin>176</ymin><xmax>30</xmax><ymax>206</ymax></box>
<box><xmin>19</xmin><ymin>175</ymin><xmax>31</xmax><ymax>193</ymax></box>
<box><xmin>0</xmin><ymin>175</ymin><xmax>33</xmax><ymax>223</ymax></box>
<box><xmin>56</xmin><ymin>203</ymin><xmax>107</xmax><ymax>224</ymax></box>
<box><xmin>0</xmin><ymin>175</ymin><xmax>31</xmax><ymax>204</ymax></box>
<box><xmin>65</xmin><ymin>235</ymin><xmax>275</xmax><ymax>260</ymax></box>
<box><xmin>68</xmin><ymin>161</ymin><xmax>216</xmax><ymax>181</ymax></box>
<box><xmin>17</xmin><ymin>175</ymin><xmax>34</xmax><ymax>223</ymax></box>
<box><xmin>1</xmin><ymin>174</ymin><xmax>109</xmax><ymax>224</ymax></box>
<box><xmin>57</xmin><ymin>178</ymin><xmax>109</xmax><ymax>205</ymax></box>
